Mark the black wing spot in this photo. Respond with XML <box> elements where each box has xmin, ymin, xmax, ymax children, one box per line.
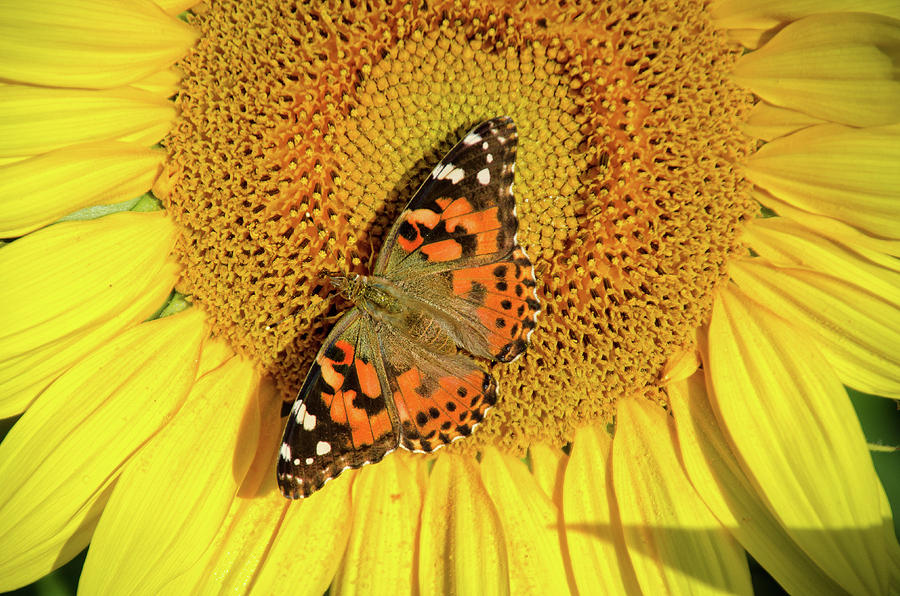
<box><xmin>446</xmin><ymin>400</ymin><xmax>457</xmax><ymax>411</ymax></box>
<box><xmin>493</xmin><ymin>265</ymin><xmax>508</xmax><ymax>278</ymax></box>
<box><xmin>429</xmin><ymin>406</ymin><xmax>441</xmax><ymax>419</ymax></box>
<box><xmin>441</xmin><ymin>420</ymin><xmax>453</xmax><ymax>430</ymax></box>
<box><xmin>323</xmin><ymin>342</ymin><xmax>346</xmax><ymax>362</ymax></box>
<box><xmin>495</xmin><ymin>317</ymin><xmax>506</xmax><ymax>328</ymax></box>
<box><xmin>416</xmin><ymin>411</ymin><xmax>428</xmax><ymax>425</ymax></box>
<box><xmin>515</xmin><ymin>284</ymin><xmax>523</xmax><ymax>297</ymax></box>
<box><xmin>456</xmin><ymin>386</ymin><xmax>468</xmax><ymax>398</ymax></box>
<box><xmin>501</xmin><ymin>299</ymin><xmax>512</xmax><ymax>310</ymax></box>
<box><xmin>495</xmin><ymin>281</ymin><xmax>508</xmax><ymax>291</ymax></box>
<box><xmin>398</xmin><ymin>220</ymin><xmax>418</xmax><ymax>241</ymax></box>
<box><xmin>526</xmin><ymin>298</ymin><xmax>540</xmax><ymax>311</ymax></box>
<box><xmin>457</xmin><ymin>424</ymin><xmax>472</xmax><ymax>436</ymax></box>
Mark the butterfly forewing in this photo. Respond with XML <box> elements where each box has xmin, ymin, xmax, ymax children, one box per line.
<box><xmin>373</xmin><ymin>117</ymin><xmax>519</xmax><ymax>278</ymax></box>
<box><xmin>277</xmin><ymin>310</ymin><xmax>399</xmax><ymax>498</ymax></box>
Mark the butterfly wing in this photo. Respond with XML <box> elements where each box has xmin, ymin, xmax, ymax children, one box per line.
<box><xmin>375</xmin><ymin>116</ymin><xmax>539</xmax><ymax>362</ymax></box>
<box><xmin>373</xmin><ymin>116</ymin><xmax>520</xmax><ymax>278</ymax></box>
<box><xmin>377</xmin><ymin>323</ymin><xmax>498</xmax><ymax>452</ymax></box>
<box><xmin>277</xmin><ymin>309</ymin><xmax>399</xmax><ymax>499</ymax></box>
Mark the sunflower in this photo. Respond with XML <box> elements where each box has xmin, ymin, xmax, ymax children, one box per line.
<box><xmin>1</xmin><ymin>0</ymin><xmax>898</xmax><ymax>594</ymax></box>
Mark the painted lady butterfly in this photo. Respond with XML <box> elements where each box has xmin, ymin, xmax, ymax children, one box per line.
<box><xmin>277</xmin><ymin>117</ymin><xmax>540</xmax><ymax>499</ymax></box>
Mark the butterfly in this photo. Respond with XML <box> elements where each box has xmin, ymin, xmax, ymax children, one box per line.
<box><xmin>277</xmin><ymin>116</ymin><xmax>540</xmax><ymax>499</ymax></box>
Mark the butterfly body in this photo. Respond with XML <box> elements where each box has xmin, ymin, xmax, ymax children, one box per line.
<box><xmin>278</xmin><ymin>117</ymin><xmax>539</xmax><ymax>499</ymax></box>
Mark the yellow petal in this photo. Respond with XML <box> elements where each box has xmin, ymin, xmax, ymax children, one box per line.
<box><xmin>0</xmin><ymin>141</ymin><xmax>164</xmax><ymax>237</ymax></box>
<box><xmin>745</xmin><ymin>216</ymin><xmax>900</xmax><ymax>289</ymax></box>
<box><xmin>731</xmin><ymin>13</ymin><xmax>900</xmax><ymax>126</ymax></box>
<box><xmin>669</xmin><ymin>372</ymin><xmax>846</xmax><ymax>594</ymax></box>
<box><xmin>753</xmin><ymin>188</ymin><xmax>900</xmax><ymax>257</ymax></box>
<box><xmin>713</xmin><ymin>0</ymin><xmax>900</xmax><ymax>49</ymax></box>
<box><xmin>707</xmin><ymin>285</ymin><xmax>897</xmax><ymax>594</ymax></box>
<box><xmin>529</xmin><ymin>442</ymin><xmax>568</xmax><ymax>504</ymax></box>
<box><xmin>563</xmin><ymin>424</ymin><xmax>638</xmax><ymax>595</ymax></box>
<box><xmin>165</xmin><ymin>374</ymin><xmax>285</xmax><ymax>593</ymax></box>
<box><xmin>253</xmin><ymin>474</ymin><xmax>353</xmax><ymax>593</ymax></box>
<box><xmin>419</xmin><ymin>453</ymin><xmax>510</xmax><ymax>596</ymax></box>
<box><xmin>79</xmin><ymin>356</ymin><xmax>260</xmax><ymax>594</ymax></box>
<box><xmin>131</xmin><ymin>67</ymin><xmax>182</xmax><ymax>97</ymax></box>
<box><xmin>0</xmin><ymin>309</ymin><xmax>204</xmax><ymax>591</ymax></box>
<box><xmin>0</xmin><ymin>212</ymin><xmax>178</xmax><ymax>416</ymax></box>
<box><xmin>0</xmin><ymin>0</ymin><xmax>197</xmax><ymax>89</ymax></box>
<box><xmin>333</xmin><ymin>453</ymin><xmax>421</xmax><ymax>595</ymax></box>
<box><xmin>742</xmin><ymin>102</ymin><xmax>826</xmax><ymax>141</ymax></box>
<box><xmin>0</xmin><ymin>84</ymin><xmax>175</xmax><ymax>158</ymax></box>
<box><xmin>480</xmin><ymin>447</ymin><xmax>573</xmax><ymax>594</ymax></box>
<box><xmin>743</xmin><ymin>124</ymin><xmax>899</xmax><ymax>239</ymax></box>
<box><xmin>659</xmin><ymin>346</ymin><xmax>701</xmax><ymax>384</ymax></box>
<box><xmin>167</xmin><ymin>492</ymin><xmax>288</xmax><ymax>593</ymax></box>
<box><xmin>612</xmin><ymin>398</ymin><xmax>752</xmax><ymax>595</ymax></box>
<box><xmin>730</xmin><ymin>258</ymin><xmax>900</xmax><ymax>397</ymax></box>
<box><xmin>154</xmin><ymin>0</ymin><xmax>197</xmax><ymax>15</ymax></box>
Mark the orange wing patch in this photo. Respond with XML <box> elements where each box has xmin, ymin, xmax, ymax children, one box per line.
<box><xmin>447</xmin><ymin>247</ymin><xmax>539</xmax><ymax>362</ymax></box>
<box><xmin>391</xmin><ymin>366</ymin><xmax>497</xmax><ymax>452</ymax></box>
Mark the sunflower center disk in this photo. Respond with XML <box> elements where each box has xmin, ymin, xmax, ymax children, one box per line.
<box><xmin>158</xmin><ymin>0</ymin><xmax>757</xmax><ymax>453</ymax></box>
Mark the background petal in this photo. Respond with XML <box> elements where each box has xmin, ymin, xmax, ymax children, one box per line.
<box><xmin>742</xmin><ymin>124</ymin><xmax>899</xmax><ymax>239</ymax></box>
<box><xmin>730</xmin><ymin>13</ymin><xmax>900</xmax><ymax>126</ymax></box>
<box><xmin>480</xmin><ymin>447</ymin><xmax>573</xmax><ymax>594</ymax></box>
<box><xmin>419</xmin><ymin>454</ymin><xmax>510</xmax><ymax>596</ymax></box>
<box><xmin>0</xmin><ymin>310</ymin><xmax>204</xmax><ymax>591</ymax></box>
<box><xmin>613</xmin><ymin>399</ymin><xmax>752</xmax><ymax>595</ymax></box>
<box><xmin>713</xmin><ymin>1</ymin><xmax>900</xmax><ymax>48</ymax></box>
<box><xmin>563</xmin><ymin>424</ymin><xmax>638</xmax><ymax>595</ymax></box>
<box><xmin>0</xmin><ymin>85</ymin><xmax>175</xmax><ymax>159</ymax></box>
<box><xmin>252</xmin><ymin>475</ymin><xmax>353</xmax><ymax>594</ymax></box>
<box><xmin>332</xmin><ymin>453</ymin><xmax>422</xmax><ymax>596</ymax></box>
<box><xmin>529</xmin><ymin>443</ymin><xmax>568</xmax><ymax>504</ymax></box>
<box><xmin>79</xmin><ymin>355</ymin><xmax>260</xmax><ymax>594</ymax></box>
<box><xmin>669</xmin><ymin>372</ymin><xmax>846</xmax><ymax>594</ymax></box>
<box><xmin>730</xmin><ymin>258</ymin><xmax>900</xmax><ymax>397</ymax></box>
<box><xmin>707</xmin><ymin>285</ymin><xmax>898</xmax><ymax>594</ymax></box>
<box><xmin>0</xmin><ymin>141</ymin><xmax>164</xmax><ymax>237</ymax></box>
<box><xmin>0</xmin><ymin>211</ymin><xmax>178</xmax><ymax>415</ymax></box>
<box><xmin>0</xmin><ymin>0</ymin><xmax>196</xmax><ymax>89</ymax></box>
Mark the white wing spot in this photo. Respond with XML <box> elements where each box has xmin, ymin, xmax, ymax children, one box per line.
<box><xmin>305</xmin><ymin>457</ymin><xmax>314</xmax><ymax>465</ymax></box>
<box><xmin>293</xmin><ymin>402</ymin><xmax>306</xmax><ymax>423</ymax></box>
<box><xmin>280</xmin><ymin>443</ymin><xmax>292</xmax><ymax>460</ymax></box>
<box><xmin>316</xmin><ymin>441</ymin><xmax>332</xmax><ymax>455</ymax></box>
<box><xmin>293</xmin><ymin>457</ymin><xmax>300</xmax><ymax>465</ymax></box>
<box><xmin>302</xmin><ymin>412</ymin><xmax>317</xmax><ymax>431</ymax></box>
<box><xmin>434</xmin><ymin>162</ymin><xmax>465</xmax><ymax>184</ymax></box>
<box><xmin>486</xmin><ymin>153</ymin><xmax>493</xmax><ymax>163</ymax></box>
<box><xmin>477</xmin><ymin>168</ymin><xmax>491</xmax><ymax>185</ymax></box>
<box><xmin>463</xmin><ymin>132</ymin><xmax>482</xmax><ymax>145</ymax></box>
<box><xmin>482</xmin><ymin>141</ymin><xmax>489</xmax><ymax>150</ymax></box>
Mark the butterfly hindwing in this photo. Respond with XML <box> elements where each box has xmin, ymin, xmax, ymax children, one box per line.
<box><xmin>378</xmin><ymin>325</ymin><xmax>498</xmax><ymax>452</ymax></box>
<box><xmin>277</xmin><ymin>309</ymin><xmax>399</xmax><ymax>498</ymax></box>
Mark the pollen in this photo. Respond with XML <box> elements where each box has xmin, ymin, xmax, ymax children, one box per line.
<box><xmin>157</xmin><ymin>0</ymin><xmax>756</xmax><ymax>454</ymax></box>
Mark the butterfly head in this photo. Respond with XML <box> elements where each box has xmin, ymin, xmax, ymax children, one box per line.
<box><xmin>323</xmin><ymin>271</ymin><xmax>367</xmax><ymax>302</ymax></box>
